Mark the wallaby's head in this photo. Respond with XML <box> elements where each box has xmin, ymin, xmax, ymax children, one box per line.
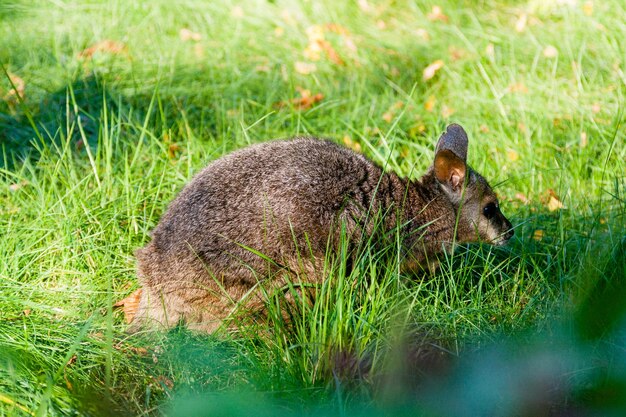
<box><xmin>431</xmin><ymin>124</ymin><xmax>514</xmax><ymax>246</ymax></box>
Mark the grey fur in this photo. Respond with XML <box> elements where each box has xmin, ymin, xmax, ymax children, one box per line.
<box><xmin>132</xmin><ymin>125</ymin><xmax>514</xmax><ymax>332</ymax></box>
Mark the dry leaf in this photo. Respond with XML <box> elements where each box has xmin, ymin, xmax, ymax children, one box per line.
<box><xmin>294</xmin><ymin>61</ymin><xmax>317</xmax><ymax>75</ymax></box>
<box><xmin>114</xmin><ymin>289</ymin><xmax>142</xmax><ymax>324</ymax></box>
<box><xmin>480</xmin><ymin>124</ymin><xmax>490</xmax><ymax>133</ymax></box>
<box><xmin>547</xmin><ymin>196</ymin><xmax>564</xmax><ymax>211</ymax></box>
<box><xmin>507</xmin><ymin>149</ymin><xmax>520</xmax><ymax>161</ymax></box>
<box><xmin>343</xmin><ymin>135</ymin><xmax>362</xmax><ymax>152</ymax></box>
<box><xmin>591</xmin><ymin>103</ymin><xmax>601</xmax><ymax>113</ymax></box>
<box><xmin>303</xmin><ymin>42</ymin><xmax>322</xmax><ymax>61</ymax></box>
<box><xmin>506</xmin><ymin>82</ymin><xmax>528</xmax><ymax>94</ymax></box>
<box><xmin>424</xmin><ymin>95</ymin><xmax>436</xmax><ymax>112</ymax></box>
<box><xmin>515</xmin><ymin>192</ymin><xmax>529</xmax><ymax>204</ymax></box>
<box><xmin>318</xmin><ymin>39</ymin><xmax>344</xmax><ymax>65</ymax></box>
<box><xmin>9</xmin><ymin>180</ymin><xmax>29</xmax><ymax>191</ymax></box>
<box><xmin>78</xmin><ymin>40</ymin><xmax>128</xmax><ymax>59</ymax></box>
<box><xmin>414</xmin><ymin>28</ymin><xmax>430</xmax><ymax>41</ymax></box>
<box><xmin>422</xmin><ymin>59</ymin><xmax>444</xmax><ymax>81</ymax></box>
<box><xmin>448</xmin><ymin>46</ymin><xmax>467</xmax><ymax>61</ymax></box>
<box><xmin>255</xmin><ymin>64</ymin><xmax>270</xmax><ymax>73</ymax></box>
<box><xmin>179</xmin><ymin>28</ymin><xmax>201</xmax><ymax>42</ymax></box>
<box><xmin>441</xmin><ymin>105</ymin><xmax>455</xmax><ymax>118</ymax></box>
<box><xmin>305</xmin><ymin>25</ymin><xmax>325</xmax><ymax>42</ymax></box>
<box><xmin>517</xmin><ymin>122</ymin><xmax>527</xmax><ymax>133</ymax></box>
<box><xmin>485</xmin><ymin>43</ymin><xmax>495</xmax><ymax>59</ymax></box>
<box><xmin>358</xmin><ymin>0</ymin><xmax>372</xmax><ymax>13</ymax></box>
<box><xmin>533</xmin><ymin>229</ymin><xmax>544</xmax><ymax>241</ymax></box>
<box><xmin>515</xmin><ymin>13</ymin><xmax>527</xmax><ymax>32</ymax></box>
<box><xmin>376</xmin><ymin>20</ymin><xmax>387</xmax><ymax>30</ymax></box>
<box><xmin>275</xmin><ymin>89</ymin><xmax>324</xmax><ymax>110</ymax></box>
<box><xmin>231</xmin><ymin>6</ymin><xmax>244</xmax><ymax>18</ymax></box>
<box><xmin>325</xmin><ymin>23</ymin><xmax>350</xmax><ymax>36</ymax></box>
<box><xmin>382</xmin><ymin>112</ymin><xmax>393</xmax><ymax>123</ymax></box>
<box><xmin>274</xmin><ymin>27</ymin><xmax>284</xmax><ymax>37</ymax></box>
<box><xmin>582</xmin><ymin>1</ymin><xmax>593</xmax><ymax>15</ymax></box>
<box><xmin>168</xmin><ymin>143</ymin><xmax>180</xmax><ymax>159</ymax></box>
<box><xmin>580</xmin><ymin>132</ymin><xmax>588</xmax><ymax>148</ymax></box>
<box><xmin>23</xmin><ymin>309</ymin><xmax>31</xmax><ymax>316</ymax></box>
<box><xmin>4</xmin><ymin>72</ymin><xmax>25</xmax><ymax>101</ymax></box>
<box><xmin>427</xmin><ymin>6</ymin><xmax>449</xmax><ymax>22</ymax></box>
<box><xmin>543</xmin><ymin>45</ymin><xmax>558</xmax><ymax>58</ymax></box>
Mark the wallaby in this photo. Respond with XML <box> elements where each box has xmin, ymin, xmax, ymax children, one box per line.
<box><xmin>131</xmin><ymin>124</ymin><xmax>513</xmax><ymax>332</ymax></box>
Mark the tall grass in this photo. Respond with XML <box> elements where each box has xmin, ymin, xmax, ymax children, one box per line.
<box><xmin>1</xmin><ymin>0</ymin><xmax>625</xmax><ymax>415</ymax></box>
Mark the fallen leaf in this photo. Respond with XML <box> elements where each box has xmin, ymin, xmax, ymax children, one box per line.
<box><xmin>318</xmin><ymin>39</ymin><xmax>344</xmax><ymax>65</ymax></box>
<box><xmin>582</xmin><ymin>1</ymin><xmax>593</xmax><ymax>16</ymax></box>
<box><xmin>9</xmin><ymin>180</ymin><xmax>29</xmax><ymax>191</ymax></box>
<box><xmin>485</xmin><ymin>43</ymin><xmax>495</xmax><ymax>59</ymax></box>
<box><xmin>294</xmin><ymin>61</ymin><xmax>317</xmax><ymax>74</ymax></box>
<box><xmin>376</xmin><ymin>20</ymin><xmax>386</xmax><ymax>30</ymax></box>
<box><xmin>427</xmin><ymin>6</ymin><xmax>449</xmax><ymax>22</ymax></box>
<box><xmin>422</xmin><ymin>59</ymin><xmax>444</xmax><ymax>81</ymax></box>
<box><xmin>4</xmin><ymin>72</ymin><xmax>25</xmax><ymax>101</ymax></box>
<box><xmin>441</xmin><ymin>105</ymin><xmax>455</xmax><ymax>118</ymax></box>
<box><xmin>580</xmin><ymin>132</ymin><xmax>588</xmax><ymax>148</ymax></box>
<box><xmin>275</xmin><ymin>89</ymin><xmax>324</xmax><ymax>110</ymax></box>
<box><xmin>23</xmin><ymin>309</ymin><xmax>31</xmax><ymax>316</ymax></box>
<box><xmin>479</xmin><ymin>124</ymin><xmax>490</xmax><ymax>133</ymax></box>
<box><xmin>448</xmin><ymin>46</ymin><xmax>467</xmax><ymax>61</ymax></box>
<box><xmin>382</xmin><ymin>112</ymin><xmax>393</xmax><ymax>123</ymax></box>
<box><xmin>114</xmin><ymin>289</ymin><xmax>142</xmax><ymax>324</ymax></box>
<box><xmin>543</xmin><ymin>45</ymin><xmax>558</xmax><ymax>58</ymax></box>
<box><xmin>547</xmin><ymin>196</ymin><xmax>563</xmax><ymax>211</ymax></box>
<box><xmin>231</xmin><ymin>6</ymin><xmax>244</xmax><ymax>18</ymax></box>
<box><xmin>599</xmin><ymin>217</ymin><xmax>606</xmax><ymax>224</ymax></box>
<box><xmin>358</xmin><ymin>0</ymin><xmax>372</xmax><ymax>13</ymax></box>
<box><xmin>515</xmin><ymin>192</ymin><xmax>529</xmax><ymax>204</ymax></box>
<box><xmin>255</xmin><ymin>64</ymin><xmax>270</xmax><ymax>73</ymax></box>
<box><xmin>78</xmin><ymin>40</ymin><xmax>128</xmax><ymax>59</ymax></box>
<box><xmin>517</xmin><ymin>122</ymin><xmax>527</xmax><ymax>133</ymax></box>
<box><xmin>414</xmin><ymin>28</ymin><xmax>430</xmax><ymax>41</ymax></box>
<box><xmin>155</xmin><ymin>375</ymin><xmax>174</xmax><ymax>390</ymax></box>
<box><xmin>591</xmin><ymin>103</ymin><xmax>601</xmax><ymax>113</ymax></box>
<box><xmin>515</xmin><ymin>13</ymin><xmax>527</xmax><ymax>32</ymax></box>
<box><xmin>325</xmin><ymin>23</ymin><xmax>350</xmax><ymax>36</ymax></box>
<box><xmin>274</xmin><ymin>26</ymin><xmax>284</xmax><ymax>37</ymax></box>
<box><xmin>533</xmin><ymin>229</ymin><xmax>544</xmax><ymax>241</ymax></box>
<box><xmin>179</xmin><ymin>28</ymin><xmax>201</xmax><ymax>42</ymax></box>
<box><xmin>305</xmin><ymin>25</ymin><xmax>325</xmax><ymax>42</ymax></box>
<box><xmin>168</xmin><ymin>143</ymin><xmax>180</xmax><ymax>159</ymax></box>
<box><xmin>506</xmin><ymin>82</ymin><xmax>528</xmax><ymax>93</ymax></box>
<box><xmin>343</xmin><ymin>135</ymin><xmax>362</xmax><ymax>152</ymax></box>
<box><xmin>303</xmin><ymin>42</ymin><xmax>322</xmax><ymax>61</ymax></box>
<box><xmin>424</xmin><ymin>95</ymin><xmax>436</xmax><ymax>112</ymax></box>
<box><xmin>507</xmin><ymin>149</ymin><xmax>519</xmax><ymax>161</ymax></box>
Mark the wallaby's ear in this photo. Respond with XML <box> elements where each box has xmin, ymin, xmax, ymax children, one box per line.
<box><xmin>434</xmin><ymin>150</ymin><xmax>466</xmax><ymax>191</ymax></box>
<box><xmin>435</xmin><ymin>123</ymin><xmax>468</xmax><ymax>163</ymax></box>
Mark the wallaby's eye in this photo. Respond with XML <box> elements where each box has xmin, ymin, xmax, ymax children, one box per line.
<box><xmin>483</xmin><ymin>202</ymin><xmax>498</xmax><ymax>219</ymax></box>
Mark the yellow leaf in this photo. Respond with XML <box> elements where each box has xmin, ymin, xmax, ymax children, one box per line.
<box><xmin>543</xmin><ymin>45</ymin><xmax>558</xmax><ymax>58</ymax></box>
<box><xmin>427</xmin><ymin>6</ymin><xmax>448</xmax><ymax>22</ymax></box>
<box><xmin>424</xmin><ymin>95</ymin><xmax>436</xmax><ymax>112</ymax></box>
<box><xmin>515</xmin><ymin>192</ymin><xmax>529</xmax><ymax>204</ymax></box>
<box><xmin>343</xmin><ymin>135</ymin><xmax>362</xmax><ymax>152</ymax></box>
<box><xmin>583</xmin><ymin>1</ymin><xmax>593</xmax><ymax>16</ymax></box>
<box><xmin>533</xmin><ymin>230</ymin><xmax>544</xmax><ymax>241</ymax></box>
<box><xmin>507</xmin><ymin>149</ymin><xmax>519</xmax><ymax>161</ymax></box>
<box><xmin>4</xmin><ymin>72</ymin><xmax>25</xmax><ymax>101</ymax></box>
<box><xmin>479</xmin><ymin>124</ymin><xmax>490</xmax><ymax>133</ymax></box>
<box><xmin>547</xmin><ymin>195</ymin><xmax>564</xmax><ymax>211</ymax></box>
<box><xmin>179</xmin><ymin>28</ymin><xmax>201</xmax><ymax>42</ymax></box>
<box><xmin>274</xmin><ymin>27</ymin><xmax>284</xmax><ymax>37</ymax></box>
<box><xmin>294</xmin><ymin>61</ymin><xmax>317</xmax><ymax>75</ymax></box>
<box><xmin>515</xmin><ymin>13</ymin><xmax>527</xmax><ymax>32</ymax></box>
<box><xmin>382</xmin><ymin>112</ymin><xmax>393</xmax><ymax>123</ymax></box>
<box><xmin>506</xmin><ymin>82</ymin><xmax>528</xmax><ymax>94</ymax></box>
<box><xmin>422</xmin><ymin>59</ymin><xmax>444</xmax><ymax>81</ymax></box>
<box><xmin>77</xmin><ymin>40</ymin><xmax>128</xmax><ymax>59</ymax></box>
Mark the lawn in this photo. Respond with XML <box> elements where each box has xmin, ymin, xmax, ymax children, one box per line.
<box><xmin>1</xmin><ymin>0</ymin><xmax>625</xmax><ymax>415</ymax></box>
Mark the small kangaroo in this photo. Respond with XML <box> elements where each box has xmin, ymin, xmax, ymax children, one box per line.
<box><xmin>132</xmin><ymin>124</ymin><xmax>513</xmax><ymax>332</ymax></box>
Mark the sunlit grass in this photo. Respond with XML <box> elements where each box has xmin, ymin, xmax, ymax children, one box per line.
<box><xmin>0</xmin><ymin>0</ymin><xmax>624</xmax><ymax>415</ymax></box>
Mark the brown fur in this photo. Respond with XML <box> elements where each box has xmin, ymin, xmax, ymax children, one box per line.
<box><xmin>131</xmin><ymin>124</ymin><xmax>513</xmax><ymax>332</ymax></box>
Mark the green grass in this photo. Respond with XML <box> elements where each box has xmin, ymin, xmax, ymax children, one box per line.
<box><xmin>1</xmin><ymin>0</ymin><xmax>625</xmax><ymax>415</ymax></box>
